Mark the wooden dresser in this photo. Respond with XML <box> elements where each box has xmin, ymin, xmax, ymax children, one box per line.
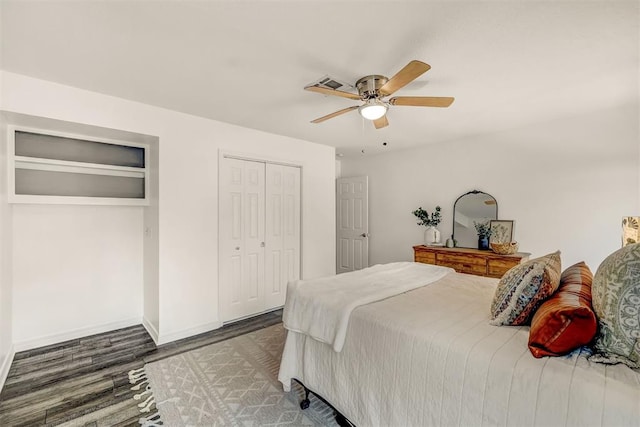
<box><xmin>413</xmin><ymin>245</ymin><xmax>530</xmax><ymax>278</ymax></box>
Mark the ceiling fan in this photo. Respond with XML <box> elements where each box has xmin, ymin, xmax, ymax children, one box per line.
<box><xmin>305</xmin><ymin>60</ymin><xmax>454</xmax><ymax>129</ymax></box>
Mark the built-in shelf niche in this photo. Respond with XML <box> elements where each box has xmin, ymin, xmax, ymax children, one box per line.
<box><xmin>8</xmin><ymin>126</ymin><xmax>149</xmax><ymax>205</ymax></box>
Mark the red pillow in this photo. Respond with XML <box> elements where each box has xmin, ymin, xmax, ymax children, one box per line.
<box><xmin>528</xmin><ymin>261</ymin><xmax>597</xmax><ymax>358</ymax></box>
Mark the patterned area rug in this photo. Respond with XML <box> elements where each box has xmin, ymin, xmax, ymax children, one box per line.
<box><xmin>144</xmin><ymin>324</ymin><xmax>339</xmax><ymax>426</ymax></box>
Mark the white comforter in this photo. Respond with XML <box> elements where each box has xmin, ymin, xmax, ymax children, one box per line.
<box><xmin>278</xmin><ymin>270</ymin><xmax>640</xmax><ymax>427</ymax></box>
<box><xmin>282</xmin><ymin>262</ymin><xmax>453</xmax><ymax>352</ymax></box>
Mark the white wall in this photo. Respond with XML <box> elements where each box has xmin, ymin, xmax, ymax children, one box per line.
<box><xmin>0</xmin><ymin>71</ymin><xmax>336</xmax><ymax>345</ymax></box>
<box><xmin>340</xmin><ymin>103</ymin><xmax>639</xmax><ymax>272</ymax></box>
<box><xmin>12</xmin><ymin>205</ymin><xmax>143</xmax><ymax>347</ymax></box>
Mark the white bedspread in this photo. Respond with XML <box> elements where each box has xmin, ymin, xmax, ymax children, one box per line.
<box><xmin>278</xmin><ymin>270</ymin><xmax>640</xmax><ymax>426</ymax></box>
<box><xmin>282</xmin><ymin>262</ymin><xmax>453</xmax><ymax>352</ymax></box>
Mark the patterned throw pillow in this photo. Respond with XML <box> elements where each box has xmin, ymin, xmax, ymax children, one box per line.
<box><xmin>528</xmin><ymin>262</ymin><xmax>597</xmax><ymax>357</ymax></box>
<box><xmin>489</xmin><ymin>251</ymin><xmax>562</xmax><ymax>326</ymax></box>
<box><xmin>591</xmin><ymin>244</ymin><xmax>640</xmax><ymax>368</ymax></box>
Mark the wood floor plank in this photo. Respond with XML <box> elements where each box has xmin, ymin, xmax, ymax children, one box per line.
<box><xmin>0</xmin><ymin>408</ymin><xmax>47</xmax><ymax>427</ymax></box>
<box><xmin>55</xmin><ymin>398</ymin><xmax>142</xmax><ymax>427</ymax></box>
<box><xmin>72</xmin><ymin>336</ymin><xmax>153</xmax><ymax>361</ymax></box>
<box><xmin>0</xmin><ymin>308</ymin><xmax>283</xmax><ymax>426</ymax></box>
<box><xmin>7</xmin><ymin>378</ymin><xmax>113</xmax><ymax>412</ymax></box>
<box><xmin>45</xmin><ymin>387</ymin><xmax>126</xmax><ymax>425</ymax></box>
<box><xmin>3</xmin><ymin>356</ymin><xmax>93</xmax><ymax>386</ymax></box>
<box><xmin>79</xmin><ymin>326</ymin><xmax>146</xmax><ymax>344</ymax></box>
<box><xmin>7</xmin><ymin>353</ymin><xmax>74</xmax><ymax>377</ymax></box>
<box><xmin>0</xmin><ymin>360</ymin><xmax>143</xmax><ymax>410</ymax></box>
<box><xmin>12</xmin><ymin>339</ymin><xmax>81</xmax><ymax>360</ymax></box>
<box><xmin>10</xmin><ymin>347</ymin><xmax>70</xmax><ymax>368</ymax></box>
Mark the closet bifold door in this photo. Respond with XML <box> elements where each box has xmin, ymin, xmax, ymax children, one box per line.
<box><xmin>220</xmin><ymin>158</ymin><xmax>266</xmax><ymax>322</ymax></box>
<box><xmin>265</xmin><ymin>164</ymin><xmax>301</xmax><ymax>309</ymax></box>
<box><xmin>220</xmin><ymin>158</ymin><xmax>300</xmax><ymax>323</ymax></box>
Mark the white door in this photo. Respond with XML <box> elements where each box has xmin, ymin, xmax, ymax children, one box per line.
<box><xmin>336</xmin><ymin>176</ymin><xmax>369</xmax><ymax>273</ymax></box>
<box><xmin>220</xmin><ymin>158</ymin><xmax>266</xmax><ymax>322</ymax></box>
<box><xmin>265</xmin><ymin>164</ymin><xmax>301</xmax><ymax>308</ymax></box>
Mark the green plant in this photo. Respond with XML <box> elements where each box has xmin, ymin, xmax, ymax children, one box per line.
<box><xmin>474</xmin><ymin>220</ymin><xmax>492</xmax><ymax>238</ymax></box>
<box><xmin>412</xmin><ymin>206</ymin><xmax>441</xmax><ymax>227</ymax></box>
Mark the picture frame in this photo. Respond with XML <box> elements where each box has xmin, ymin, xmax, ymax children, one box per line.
<box><xmin>622</xmin><ymin>216</ymin><xmax>640</xmax><ymax>247</ymax></box>
<box><xmin>489</xmin><ymin>220</ymin><xmax>515</xmax><ymax>243</ymax></box>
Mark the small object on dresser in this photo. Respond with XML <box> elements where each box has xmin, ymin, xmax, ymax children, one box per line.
<box><xmin>489</xmin><ymin>220</ymin><xmax>515</xmax><ymax>244</ymax></box>
<box><xmin>412</xmin><ymin>205</ymin><xmax>442</xmax><ymax>245</ymax></box>
<box><xmin>474</xmin><ymin>220</ymin><xmax>492</xmax><ymax>250</ymax></box>
<box><xmin>490</xmin><ymin>241</ymin><xmax>519</xmax><ymax>255</ymax></box>
<box><xmin>478</xmin><ymin>237</ymin><xmax>489</xmax><ymax>250</ymax></box>
<box><xmin>424</xmin><ymin>226</ymin><xmax>441</xmax><ymax>246</ymax></box>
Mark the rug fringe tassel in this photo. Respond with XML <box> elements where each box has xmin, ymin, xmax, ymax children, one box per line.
<box><xmin>139</xmin><ymin>411</ymin><xmax>162</xmax><ymax>426</ymax></box>
<box><xmin>129</xmin><ymin>367</ymin><xmax>163</xmax><ymax>424</ymax></box>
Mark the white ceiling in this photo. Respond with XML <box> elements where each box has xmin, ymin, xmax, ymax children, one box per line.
<box><xmin>1</xmin><ymin>1</ymin><xmax>638</xmax><ymax>157</ymax></box>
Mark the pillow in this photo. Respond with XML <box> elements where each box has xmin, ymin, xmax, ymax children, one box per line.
<box><xmin>528</xmin><ymin>262</ymin><xmax>597</xmax><ymax>358</ymax></box>
<box><xmin>489</xmin><ymin>251</ymin><xmax>561</xmax><ymax>326</ymax></box>
<box><xmin>590</xmin><ymin>244</ymin><xmax>640</xmax><ymax>368</ymax></box>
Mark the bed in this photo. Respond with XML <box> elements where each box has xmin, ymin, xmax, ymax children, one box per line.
<box><xmin>278</xmin><ymin>262</ymin><xmax>640</xmax><ymax>426</ymax></box>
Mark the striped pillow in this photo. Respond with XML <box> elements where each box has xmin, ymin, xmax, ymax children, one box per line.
<box><xmin>490</xmin><ymin>251</ymin><xmax>562</xmax><ymax>326</ymax></box>
<box><xmin>528</xmin><ymin>262</ymin><xmax>597</xmax><ymax>358</ymax></box>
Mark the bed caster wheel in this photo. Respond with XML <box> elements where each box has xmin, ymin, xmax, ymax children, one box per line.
<box><xmin>300</xmin><ymin>399</ymin><xmax>310</xmax><ymax>410</ymax></box>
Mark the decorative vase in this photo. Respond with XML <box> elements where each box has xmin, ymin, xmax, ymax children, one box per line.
<box><xmin>425</xmin><ymin>226</ymin><xmax>441</xmax><ymax>245</ymax></box>
<box><xmin>478</xmin><ymin>237</ymin><xmax>489</xmax><ymax>250</ymax></box>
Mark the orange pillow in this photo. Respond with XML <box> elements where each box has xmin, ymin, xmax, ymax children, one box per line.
<box><xmin>528</xmin><ymin>261</ymin><xmax>597</xmax><ymax>358</ymax></box>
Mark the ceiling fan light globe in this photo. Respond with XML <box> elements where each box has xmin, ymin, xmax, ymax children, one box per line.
<box><xmin>359</xmin><ymin>101</ymin><xmax>387</xmax><ymax>120</ymax></box>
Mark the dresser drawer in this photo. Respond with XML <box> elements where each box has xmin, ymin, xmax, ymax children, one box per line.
<box><xmin>487</xmin><ymin>258</ymin><xmax>521</xmax><ymax>278</ymax></box>
<box><xmin>415</xmin><ymin>252</ymin><xmax>436</xmax><ymax>264</ymax></box>
<box><xmin>437</xmin><ymin>252</ymin><xmax>486</xmax><ymax>266</ymax></box>
<box><xmin>437</xmin><ymin>260</ymin><xmax>487</xmax><ymax>276</ymax></box>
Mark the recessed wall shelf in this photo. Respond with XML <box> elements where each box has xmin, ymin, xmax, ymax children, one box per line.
<box><xmin>8</xmin><ymin>126</ymin><xmax>149</xmax><ymax>205</ymax></box>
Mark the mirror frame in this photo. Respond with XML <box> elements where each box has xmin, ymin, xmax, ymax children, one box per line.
<box><xmin>452</xmin><ymin>190</ymin><xmax>498</xmax><ymax>248</ymax></box>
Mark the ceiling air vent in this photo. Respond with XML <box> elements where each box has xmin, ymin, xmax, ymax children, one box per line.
<box><xmin>306</xmin><ymin>75</ymin><xmax>355</xmax><ymax>92</ymax></box>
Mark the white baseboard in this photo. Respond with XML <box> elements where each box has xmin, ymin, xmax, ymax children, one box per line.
<box><xmin>156</xmin><ymin>320</ymin><xmax>222</xmax><ymax>346</ymax></box>
<box><xmin>13</xmin><ymin>317</ymin><xmax>142</xmax><ymax>352</ymax></box>
<box><xmin>0</xmin><ymin>344</ymin><xmax>16</xmax><ymax>392</ymax></box>
<box><xmin>142</xmin><ymin>316</ymin><xmax>159</xmax><ymax>345</ymax></box>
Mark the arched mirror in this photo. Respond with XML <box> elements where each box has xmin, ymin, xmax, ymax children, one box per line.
<box><xmin>453</xmin><ymin>190</ymin><xmax>498</xmax><ymax>248</ymax></box>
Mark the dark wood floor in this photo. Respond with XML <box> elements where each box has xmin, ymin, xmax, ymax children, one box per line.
<box><xmin>0</xmin><ymin>309</ymin><xmax>283</xmax><ymax>426</ymax></box>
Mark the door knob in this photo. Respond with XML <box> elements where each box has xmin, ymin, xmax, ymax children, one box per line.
<box><xmin>235</xmin><ymin>246</ymin><xmax>240</xmax><ymax>250</ymax></box>
<box><xmin>360</xmin><ymin>233</ymin><xmax>368</xmax><ymax>238</ymax></box>
<box><xmin>260</xmin><ymin>242</ymin><xmax>265</xmax><ymax>247</ymax></box>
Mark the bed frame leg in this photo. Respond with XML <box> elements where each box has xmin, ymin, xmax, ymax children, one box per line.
<box><xmin>292</xmin><ymin>378</ymin><xmax>311</xmax><ymax>410</ymax></box>
<box><xmin>292</xmin><ymin>378</ymin><xmax>354</xmax><ymax>425</ymax></box>
<box><xmin>300</xmin><ymin>386</ymin><xmax>311</xmax><ymax>410</ymax></box>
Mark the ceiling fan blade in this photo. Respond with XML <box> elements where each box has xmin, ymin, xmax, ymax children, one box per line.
<box><xmin>305</xmin><ymin>85</ymin><xmax>361</xmax><ymax>100</ymax></box>
<box><xmin>311</xmin><ymin>106</ymin><xmax>359</xmax><ymax>123</ymax></box>
<box><xmin>373</xmin><ymin>115</ymin><xmax>389</xmax><ymax>129</ymax></box>
<box><xmin>389</xmin><ymin>96</ymin><xmax>455</xmax><ymax>107</ymax></box>
<box><xmin>379</xmin><ymin>60</ymin><xmax>431</xmax><ymax>96</ymax></box>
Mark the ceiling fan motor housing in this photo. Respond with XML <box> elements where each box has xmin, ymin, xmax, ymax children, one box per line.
<box><xmin>356</xmin><ymin>75</ymin><xmax>389</xmax><ymax>100</ymax></box>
